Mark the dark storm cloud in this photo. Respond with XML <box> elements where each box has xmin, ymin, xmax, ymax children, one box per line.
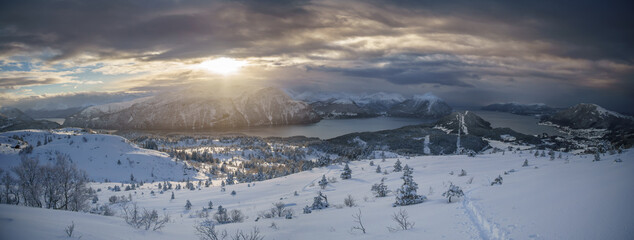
<box><xmin>374</xmin><ymin>0</ymin><xmax>634</xmax><ymax>62</ymax></box>
<box><xmin>0</xmin><ymin>0</ymin><xmax>322</xmax><ymax>61</ymax></box>
<box><xmin>0</xmin><ymin>77</ymin><xmax>63</xmax><ymax>89</ymax></box>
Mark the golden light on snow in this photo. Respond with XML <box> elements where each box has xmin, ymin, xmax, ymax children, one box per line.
<box><xmin>199</xmin><ymin>57</ymin><xmax>247</xmax><ymax>75</ymax></box>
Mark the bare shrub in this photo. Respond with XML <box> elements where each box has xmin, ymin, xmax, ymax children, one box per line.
<box><xmin>122</xmin><ymin>202</ymin><xmax>170</xmax><ymax>231</ymax></box>
<box><xmin>195</xmin><ymin>218</ymin><xmax>227</xmax><ymax>240</ymax></box>
<box><xmin>229</xmin><ymin>227</ymin><xmax>264</xmax><ymax>240</ymax></box>
<box><xmin>344</xmin><ymin>195</ymin><xmax>356</xmax><ymax>207</ymax></box>
<box><xmin>64</xmin><ymin>221</ymin><xmax>75</xmax><ymax>237</ymax></box>
<box><xmin>387</xmin><ymin>209</ymin><xmax>415</xmax><ymax>232</ymax></box>
<box><xmin>229</xmin><ymin>209</ymin><xmax>245</xmax><ymax>223</ymax></box>
<box><xmin>351</xmin><ymin>209</ymin><xmax>366</xmax><ymax>234</ymax></box>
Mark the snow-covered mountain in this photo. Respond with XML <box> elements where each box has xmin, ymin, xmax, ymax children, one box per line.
<box><xmin>481</xmin><ymin>102</ymin><xmax>558</xmax><ymax>116</ymax></box>
<box><xmin>64</xmin><ymin>87</ymin><xmax>321</xmax><ymax>130</ymax></box>
<box><xmin>387</xmin><ymin>93</ymin><xmax>452</xmax><ymax>119</ymax></box>
<box><xmin>0</xmin><ymin>107</ymin><xmax>60</xmax><ymax>132</ymax></box>
<box><xmin>293</xmin><ymin>91</ymin><xmax>451</xmax><ymax>119</ymax></box>
<box><xmin>310</xmin><ymin>99</ymin><xmax>378</xmax><ymax>119</ymax></box>
<box><xmin>0</xmin><ymin>129</ymin><xmax>197</xmax><ymax>182</ymax></box>
<box><xmin>542</xmin><ymin>103</ymin><xmax>633</xmax><ymax>130</ymax></box>
<box><xmin>538</xmin><ymin>103</ymin><xmax>634</xmax><ymax>148</ymax></box>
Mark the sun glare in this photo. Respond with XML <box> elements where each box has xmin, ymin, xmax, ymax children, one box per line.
<box><xmin>199</xmin><ymin>57</ymin><xmax>247</xmax><ymax>75</ymax></box>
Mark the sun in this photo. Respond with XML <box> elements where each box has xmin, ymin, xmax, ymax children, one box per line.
<box><xmin>199</xmin><ymin>57</ymin><xmax>247</xmax><ymax>75</ymax></box>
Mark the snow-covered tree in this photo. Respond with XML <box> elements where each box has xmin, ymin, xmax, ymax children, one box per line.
<box><xmin>214</xmin><ymin>205</ymin><xmax>230</xmax><ymax>224</ymax></box>
<box><xmin>393</xmin><ymin>165</ymin><xmax>425</xmax><ymax>206</ymax></box>
<box><xmin>491</xmin><ymin>175</ymin><xmax>503</xmax><ymax>186</ymax></box>
<box><xmin>442</xmin><ymin>184</ymin><xmax>464</xmax><ymax>203</ymax></box>
<box><xmin>371</xmin><ymin>177</ymin><xmax>389</xmax><ymax>197</ymax></box>
<box><xmin>340</xmin><ymin>163</ymin><xmax>352</xmax><ymax>180</ymax></box>
<box><xmin>376</xmin><ymin>165</ymin><xmax>381</xmax><ymax>173</ymax></box>
<box><xmin>393</xmin><ymin>159</ymin><xmax>402</xmax><ymax>172</ymax></box>
<box><xmin>458</xmin><ymin>169</ymin><xmax>467</xmax><ymax>177</ymax></box>
<box><xmin>318</xmin><ymin>175</ymin><xmax>328</xmax><ymax>189</ymax></box>
<box><xmin>185</xmin><ymin>200</ymin><xmax>192</xmax><ymax>210</ymax></box>
<box><xmin>593</xmin><ymin>153</ymin><xmax>601</xmax><ymax>162</ymax></box>
<box><xmin>208</xmin><ymin>201</ymin><xmax>213</xmax><ymax>209</ymax></box>
<box><xmin>522</xmin><ymin>159</ymin><xmax>529</xmax><ymax>167</ymax></box>
<box><xmin>311</xmin><ymin>191</ymin><xmax>329</xmax><ymax>210</ymax></box>
<box><xmin>171</xmin><ymin>192</ymin><xmax>175</xmax><ymax>200</ymax></box>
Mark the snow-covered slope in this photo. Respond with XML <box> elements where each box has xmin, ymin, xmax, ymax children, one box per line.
<box><xmin>64</xmin><ymin>87</ymin><xmax>321</xmax><ymax>130</ymax></box>
<box><xmin>1</xmin><ymin>148</ymin><xmax>632</xmax><ymax>240</ymax></box>
<box><xmin>0</xmin><ymin>129</ymin><xmax>197</xmax><ymax>182</ymax></box>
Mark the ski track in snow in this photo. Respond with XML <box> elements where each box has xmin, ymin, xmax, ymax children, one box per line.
<box><xmin>463</xmin><ymin>188</ymin><xmax>509</xmax><ymax>240</ymax></box>
<box><xmin>301</xmin><ymin>167</ymin><xmax>333</xmax><ymax>192</ymax></box>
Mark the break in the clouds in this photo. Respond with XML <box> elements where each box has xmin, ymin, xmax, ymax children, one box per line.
<box><xmin>0</xmin><ymin>0</ymin><xmax>632</xmax><ymax>113</ymax></box>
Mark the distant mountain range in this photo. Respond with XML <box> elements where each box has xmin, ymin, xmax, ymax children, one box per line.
<box><xmin>63</xmin><ymin>87</ymin><xmax>321</xmax><ymax>130</ymax></box>
<box><xmin>305</xmin><ymin>92</ymin><xmax>452</xmax><ymax>119</ymax></box>
<box><xmin>481</xmin><ymin>103</ymin><xmax>558</xmax><ymax>116</ymax></box>
<box><xmin>0</xmin><ymin>107</ymin><xmax>60</xmax><ymax>132</ymax></box>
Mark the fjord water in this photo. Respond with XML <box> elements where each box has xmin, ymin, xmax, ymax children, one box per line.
<box><xmin>233</xmin><ymin>117</ymin><xmax>434</xmax><ymax>139</ymax></box>
<box><xmin>221</xmin><ymin>110</ymin><xmax>561</xmax><ymax>139</ymax></box>
<box><xmin>467</xmin><ymin>110</ymin><xmax>561</xmax><ymax>136</ymax></box>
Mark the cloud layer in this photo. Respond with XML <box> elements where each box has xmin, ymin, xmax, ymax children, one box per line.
<box><xmin>1</xmin><ymin>0</ymin><xmax>632</xmax><ymax>113</ymax></box>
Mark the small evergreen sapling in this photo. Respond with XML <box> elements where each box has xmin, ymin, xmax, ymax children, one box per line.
<box><xmin>340</xmin><ymin>163</ymin><xmax>352</xmax><ymax>180</ymax></box>
<box><xmin>185</xmin><ymin>200</ymin><xmax>192</xmax><ymax>210</ymax></box>
<box><xmin>442</xmin><ymin>184</ymin><xmax>464</xmax><ymax>203</ymax></box>
<box><xmin>318</xmin><ymin>175</ymin><xmax>328</xmax><ymax>189</ymax></box>
<box><xmin>522</xmin><ymin>159</ymin><xmax>529</xmax><ymax>167</ymax></box>
<box><xmin>393</xmin><ymin>165</ymin><xmax>426</xmax><ymax>206</ymax></box>
<box><xmin>375</xmin><ymin>165</ymin><xmax>381</xmax><ymax>173</ymax></box>
<box><xmin>393</xmin><ymin>159</ymin><xmax>402</xmax><ymax>172</ymax></box>
<box><xmin>371</xmin><ymin>177</ymin><xmax>389</xmax><ymax>197</ymax></box>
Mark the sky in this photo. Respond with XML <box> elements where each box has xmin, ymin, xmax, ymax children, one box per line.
<box><xmin>0</xmin><ymin>0</ymin><xmax>633</xmax><ymax>113</ymax></box>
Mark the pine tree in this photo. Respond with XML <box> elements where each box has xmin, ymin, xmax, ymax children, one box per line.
<box><xmin>311</xmin><ymin>191</ymin><xmax>329</xmax><ymax>210</ymax></box>
<box><xmin>208</xmin><ymin>200</ymin><xmax>213</xmax><ymax>209</ymax></box>
<box><xmin>376</xmin><ymin>165</ymin><xmax>381</xmax><ymax>173</ymax></box>
<box><xmin>371</xmin><ymin>177</ymin><xmax>389</xmax><ymax>197</ymax></box>
<box><xmin>522</xmin><ymin>159</ymin><xmax>529</xmax><ymax>167</ymax></box>
<box><xmin>185</xmin><ymin>200</ymin><xmax>192</xmax><ymax>210</ymax></box>
<box><xmin>340</xmin><ymin>163</ymin><xmax>352</xmax><ymax>180</ymax></box>
<box><xmin>442</xmin><ymin>184</ymin><xmax>464</xmax><ymax>203</ymax></box>
<box><xmin>318</xmin><ymin>175</ymin><xmax>328</xmax><ymax>189</ymax></box>
<box><xmin>393</xmin><ymin>165</ymin><xmax>425</xmax><ymax>206</ymax></box>
<box><xmin>171</xmin><ymin>191</ymin><xmax>175</xmax><ymax>200</ymax></box>
<box><xmin>393</xmin><ymin>159</ymin><xmax>402</xmax><ymax>172</ymax></box>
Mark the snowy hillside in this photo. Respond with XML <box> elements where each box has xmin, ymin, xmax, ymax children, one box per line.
<box><xmin>1</xmin><ymin>145</ymin><xmax>632</xmax><ymax>239</ymax></box>
<box><xmin>0</xmin><ymin>129</ymin><xmax>198</xmax><ymax>182</ymax></box>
